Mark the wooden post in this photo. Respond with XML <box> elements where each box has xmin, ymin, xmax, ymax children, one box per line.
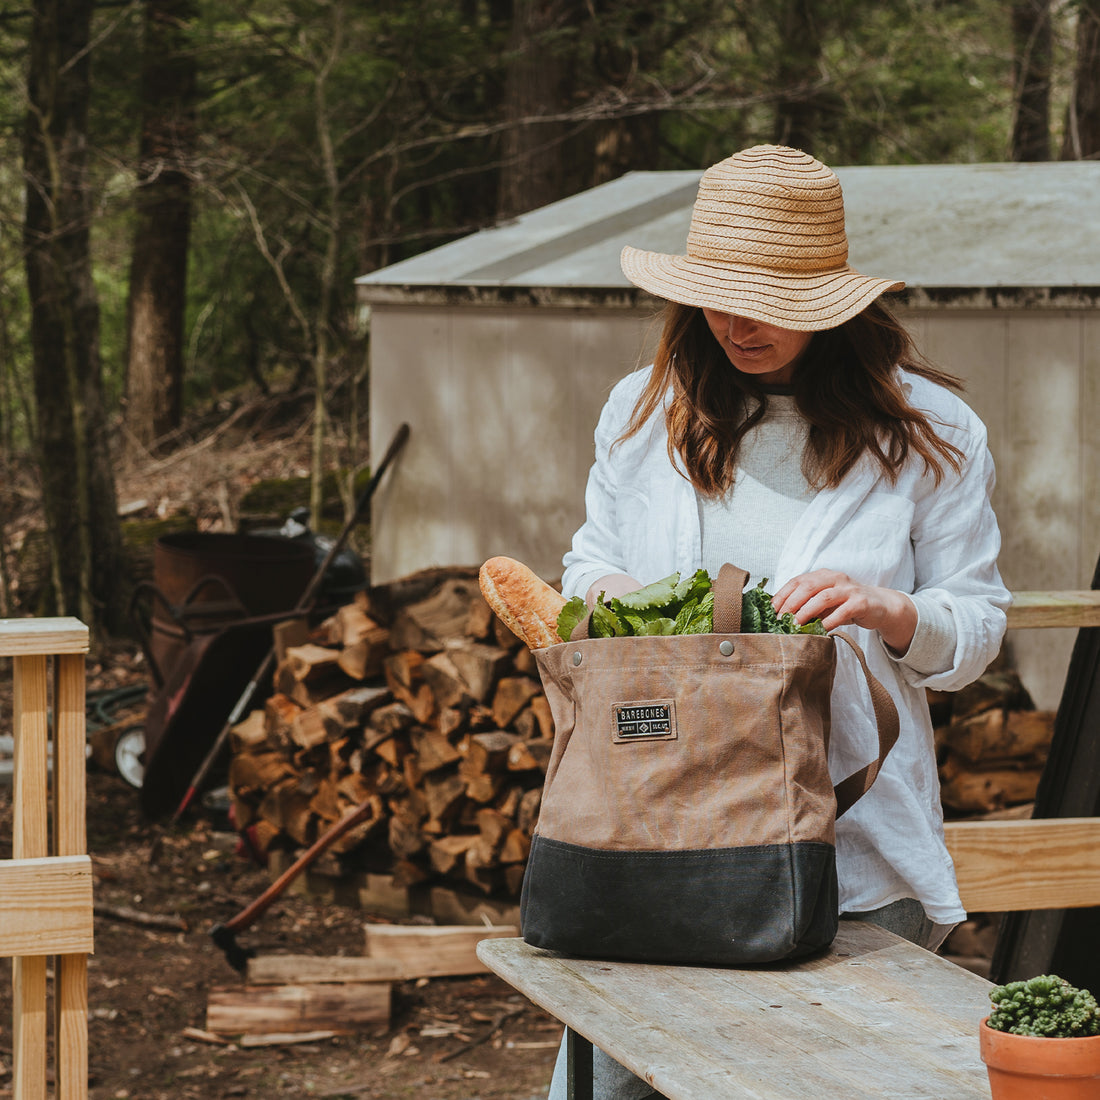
<box><xmin>0</xmin><ymin>618</ymin><xmax>92</xmax><ymax>1100</ymax></box>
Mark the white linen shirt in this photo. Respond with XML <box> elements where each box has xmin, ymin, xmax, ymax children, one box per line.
<box><xmin>561</xmin><ymin>366</ymin><xmax>1011</xmax><ymax>924</ymax></box>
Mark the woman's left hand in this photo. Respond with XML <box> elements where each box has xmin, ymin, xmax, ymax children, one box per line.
<box><xmin>771</xmin><ymin>570</ymin><xmax>918</xmax><ymax>654</ymax></box>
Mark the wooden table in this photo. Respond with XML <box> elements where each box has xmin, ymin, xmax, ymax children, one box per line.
<box><xmin>477</xmin><ymin>923</ymin><xmax>994</xmax><ymax>1099</ymax></box>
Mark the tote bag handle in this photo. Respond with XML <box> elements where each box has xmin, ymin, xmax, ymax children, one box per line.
<box><xmin>714</xmin><ymin>563</ymin><xmax>900</xmax><ymax>817</ymax></box>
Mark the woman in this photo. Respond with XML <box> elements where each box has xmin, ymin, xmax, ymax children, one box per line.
<box><xmin>548</xmin><ymin>145</ymin><xmax>1010</xmax><ymax>1100</ymax></box>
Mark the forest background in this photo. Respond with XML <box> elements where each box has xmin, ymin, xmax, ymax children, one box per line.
<box><xmin>1</xmin><ymin>0</ymin><xmax>1098</xmax><ymax>644</ymax></box>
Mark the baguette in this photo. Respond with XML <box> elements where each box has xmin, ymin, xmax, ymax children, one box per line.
<box><xmin>478</xmin><ymin>556</ymin><xmax>567</xmax><ymax>650</ymax></box>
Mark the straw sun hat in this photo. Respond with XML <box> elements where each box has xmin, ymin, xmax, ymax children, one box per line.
<box><xmin>620</xmin><ymin>144</ymin><xmax>904</xmax><ymax>332</ymax></box>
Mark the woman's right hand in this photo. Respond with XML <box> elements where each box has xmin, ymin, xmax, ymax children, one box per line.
<box><xmin>585</xmin><ymin>573</ymin><xmax>641</xmax><ymax>608</ymax></box>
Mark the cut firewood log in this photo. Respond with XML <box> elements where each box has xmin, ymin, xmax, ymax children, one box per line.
<box><xmin>388</xmin><ymin>807</ymin><xmax>427</xmax><ymax>860</ymax></box>
<box><xmin>389</xmin><ymin>577</ymin><xmax>482</xmax><ymax>652</ymax></box>
<box><xmin>463</xmin><ymin>730</ymin><xmax>521</xmax><ymax>775</ymax></box>
<box><xmin>337</xmin><ymin>623</ymin><xmax>391</xmax><ymax>681</ymax></box>
<box><xmin>273</xmin><ymin>616</ymin><xmax>312</xmax><ymax>663</ymax></box>
<box><xmin>445</xmin><ymin>641</ymin><xmax>511</xmax><ymax>703</ymax></box>
<box><xmin>265</xmin><ymin>693</ymin><xmax>304</xmax><ymax>744</ymax></box>
<box><xmin>499</xmin><ymin>828</ymin><xmax>531</xmax><ymax>865</ymax></box>
<box><xmin>939</xmin><ymin>757</ymin><xmax>1043</xmax><ymax>814</ymax></box>
<box><xmin>231</xmin><ymin>709</ymin><xmax>271</xmax><ymax>753</ymax></box>
<box><xmin>462</xmin><ymin>844</ymin><xmax>500</xmax><ymax>894</ymax></box>
<box><xmin>438</xmin><ymin>704</ymin><xmax>470</xmax><ymax>738</ymax></box>
<box><xmin>511</xmin><ymin>645</ymin><xmax>538</xmax><ymax>677</ymax></box>
<box><xmin>495</xmin><ymin>784</ymin><xmax>524</xmax><ymax>821</ymax></box>
<box><xmin>259</xmin><ymin>782</ymin><xmax>315</xmax><ymax>846</ymax></box>
<box><xmin>383</xmin><ymin>650</ymin><xmax>424</xmax><ymax>695</ymax></box>
<box><xmin>246</xmin><ymin>955</ymin><xmax>404</xmax><ymax>985</ymax></box>
<box><xmin>409</xmin><ymin>727</ymin><xmax>463</xmax><ymax>773</ymax></box>
<box><xmin>506</xmin><ymin>738</ymin><xmax>553</xmax><ymax>773</ymax></box>
<box><xmin>367</xmin><ymin>701</ymin><xmax>415</xmax><ymax>739</ymax></box>
<box><xmin>529</xmin><ymin>693</ymin><xmax>554</xmax><ymax>739</ymax></box>
<box><xmin>290</xmin><ymin>705</ymin><xmax>331</xmax><ymax>750</ymax></box>
<box><xmin>475</xmin><ymin>807</ymin><xmax>512</xmax><ymax>863</ymax></box>
<box><xmin>516</xmin><ymin>787</ymin><xmax>542</xmax><ymax>835</ymax></box>
<box><xmin>948</xmin><ymin>669</ymin><xmax>1034</xmax><ymax>722</ymax></box>
<box><xmin>284</xmin><ymin>643</ymin><xmax>343</xmax><ymax>683</ymax></box>
<box><xmin>323</xmin><ymin>685</ymin><xmax>393</xmax><ymax>733</ymax></box>
<box><xmin>206</xmin><ymin>981</ymin><xmax>390</xmax><ymax>1036</ymax></box>
<box><xmin>465</xmin><ymin>596</ymin><xmax>495</xmax><ymax>641</ymax></box>
<box><xmin>420</xmin><ymin>651</ymin><xmax>475</xmax><ymax>711</ymax></box>
<box><xmin>422</xmin><ymin>769</ymin><xmax>467</xmax><ymax>825</ymax></box>
<box><xmin>429</xmin><ymin>833</ymin><xmax>478</xmax><ymax>875</ymax></box>
<box><xmin>364</xmin><ymin>924</ymin><xmax>517</xmax><ymax>979</ymax></box>
<box><xmin>230</xmin><ymin>751</ymin><xmax>296</xmax><ymax>798</ymax></box>
<box><xmin>939</xmin><ymin>708</ymin><xmax>1055</xmax><ymax>765</ymax></box>
<box><xmin>491</xmin><ymin>677</ymin><xmax>542</xmax><ymax>728</ymax></box>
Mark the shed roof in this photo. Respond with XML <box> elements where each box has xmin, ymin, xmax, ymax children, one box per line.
<box><xmin>356</xmin><ymin>160</ymin><xmax>1100</xmax><ymax>308</ymax></box>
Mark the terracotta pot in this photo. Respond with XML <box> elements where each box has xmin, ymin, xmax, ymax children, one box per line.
<box><xmin>980</xmin><ymin>1017</ymin><xmax>1100</xmax><ymax>1098</ymax></box>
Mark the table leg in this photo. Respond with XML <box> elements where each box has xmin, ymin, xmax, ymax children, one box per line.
<box><xmin>566</xmin><ymin>1026</ymin><xmax>594</xmax><ymax>1100</ymax></box>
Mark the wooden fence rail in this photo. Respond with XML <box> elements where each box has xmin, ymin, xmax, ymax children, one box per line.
<box><xmin>0</xmin><ymin>617</ymin><xmax>92</xmax><ymax>1100</ymax></box>
<box><xmin>946</xmin><ymin>591</ymin><xmax>1100</xmax><ymax>913</ymax></box>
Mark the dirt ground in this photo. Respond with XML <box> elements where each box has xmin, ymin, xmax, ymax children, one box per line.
<box><xmin>0</xmin><ymin>675</ymin><xmax>561</xmax><ymax>1100</ymax></box>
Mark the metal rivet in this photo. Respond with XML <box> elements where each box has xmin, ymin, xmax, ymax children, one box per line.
<box><xmin>572</xmin><ymin>651</ymin><xmax>583</xmax><ymax>666</ymax></box>
<box><xmin>719</xmin><ymin>640</ymin><xmax>734</xmax><ymax>656</ymax></box>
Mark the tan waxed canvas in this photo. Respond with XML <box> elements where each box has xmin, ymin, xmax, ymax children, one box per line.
<box><xmin>534</xmin><ymin>631</ymin><xmax>839</xmax><ymax>851</ymax></box>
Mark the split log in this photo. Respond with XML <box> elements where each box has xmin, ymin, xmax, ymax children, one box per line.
<box><xmin>389</xmin><ymin>577</ymin><xmax>483</xmax><ymax>652</ymax></box>
<box><xmin>246</xmin><ymin>955</ymin><xmax>404</xmax><ymax>984</ymax></box>
<box><xmin>206</xmin><ymin>981</ymin><xmax>390</xmax><ymax>1036</ymax></box>
<box><xmin>363</xmin><ymin>923</ymin><xmax>517</xmax><ymax>979</ymax></box>
<box><xmin>939</xmin><ymin>708</ymin><xmax>1055</xmax><ymax>765</ymax></box>
<box><xmin>939</xmin><ymin>756</ymin><xmax>1044</xmax><ymax>814</ymax></box>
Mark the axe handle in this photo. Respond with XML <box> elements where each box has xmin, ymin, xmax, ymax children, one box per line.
<box><xmin>223</xmin><ymin>797</ymin><xmax>378</xmax><ymax>936</ymax></box>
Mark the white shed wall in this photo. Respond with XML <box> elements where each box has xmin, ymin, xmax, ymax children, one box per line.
<box><xmin>370</xmin><ymin>304</ymin><xmax>1099</xmax><ymax>709</ymax></box>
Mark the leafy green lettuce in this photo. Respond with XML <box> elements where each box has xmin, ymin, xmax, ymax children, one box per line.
<box><xmin>555</xmin><ymin>570</ymin><xmax>827</xmax><ymax>642</ymax></box>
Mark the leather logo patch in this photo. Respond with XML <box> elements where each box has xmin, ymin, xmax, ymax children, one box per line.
<box><xmin>613</xmin><ymin>701</ymin><xmax>677</xmax><ymax>742</ymax></box>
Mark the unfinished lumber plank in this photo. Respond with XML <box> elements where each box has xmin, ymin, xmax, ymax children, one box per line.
<box><xmin>0</xmin><ymin>617</ymin><xmax>88</xmax><ymax>656</ymax></box>
<box><xmin>0</xmin><ymin>855</ymin><xmax>95</xmax><ymax>956</ymax></box>
<box><xmin>205</xmin><ymin>981</ymin><xmax>390</xmax><ymax>1036</ymax></box>
<box><xmin>944</xmin><ymin>817</ymin><xmax>1100</xmax><ymax>912</ymax></box>
<box><xmin>246</xmin><ymin>954</ymin><xmax>404</xmax><ymax>985</ymax></box>
<box><xmin>364</xmin><ymin>923</ymin><xmax>518</xmax><ymax>978</ymax></box>
<box><xmin>1005</xmin><ymin>590</ymin><xmax>1100</xmax><ymax>630</ymax></box>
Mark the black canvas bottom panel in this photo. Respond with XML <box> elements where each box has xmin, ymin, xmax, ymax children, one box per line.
<box><xmin>520</xmin><ymin>835</ymin><xmax>838</xmax><ymax>965</ymax></box>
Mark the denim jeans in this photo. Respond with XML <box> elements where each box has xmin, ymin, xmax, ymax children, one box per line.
<box><xmin>543</xmin><ymin>897</ymin><xmax>956</xmax><ymax>1100</ymax></box>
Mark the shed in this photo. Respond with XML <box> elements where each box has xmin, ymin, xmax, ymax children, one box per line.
<box><xmin>357</xmin><ymin>160</ymin><xmax>1100</xmax><ymax>709</ymax></box>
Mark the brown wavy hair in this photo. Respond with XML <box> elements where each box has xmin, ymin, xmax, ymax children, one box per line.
<box><xmin>621</xmin><ymin>301</ymin><xmax>966</xmax><ymax>497</ymax></box>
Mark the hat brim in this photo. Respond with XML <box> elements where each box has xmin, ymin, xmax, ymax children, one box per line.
<box><xmin>620</xmin><ymin>246</ymin><xmax>905</xmax><ymax>332</ymax></box>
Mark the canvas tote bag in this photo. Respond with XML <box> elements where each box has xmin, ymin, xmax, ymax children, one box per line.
<box><xmin>520</xmin><ymin>563</ymin><xmax>900</xmax><ymax>966</ymax></box>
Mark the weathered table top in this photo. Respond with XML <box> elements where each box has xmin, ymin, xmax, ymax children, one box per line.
<box><xmin>478</xmin><ymin>923</ymin><xmax>994</xmax><ymax>1099</ymax></box>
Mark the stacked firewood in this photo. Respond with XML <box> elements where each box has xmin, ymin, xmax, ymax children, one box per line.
<box><xmin>227</xmin><ymin>569</ymin><xmax>554</xmax><ymax>900</ymax></box>
<box><xmin>228</xmin><ymin>566</ymin><xmax>1056</xmax><ymax>904</ymax></box>
<box><xmin>933</xmin><ymin>667</ymin><xmax>1055</xmax><ymax>817</ymax></box>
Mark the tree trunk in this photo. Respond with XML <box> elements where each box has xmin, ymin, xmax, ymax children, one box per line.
<box><xmin>497</xmin><ymin>0</ymin><xmax>582</xmax><ymax>219</ymax></box>
<box><xmin>124</xmin><ymin>0</ymin><xmax>197</xmax><ymax>454</ymax></box>
<box><xmin>1061</xmin><ymin>0</ymin><xmax>1100</xmax><ymax>159</ymax></box>
<box><xmin>1011</xmin><ymin>0</ymin><xmax>1052</xmax><ymax>161</ymax></box>
<box><xmin>771</xmin><ymin>1</ymin><xmax>825</xmax><ymax>154</ymax></box>
<box><xmin>23</xmin><ymin>0</ymin><xmax>126</xmax><ymax>636</ymax></box>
